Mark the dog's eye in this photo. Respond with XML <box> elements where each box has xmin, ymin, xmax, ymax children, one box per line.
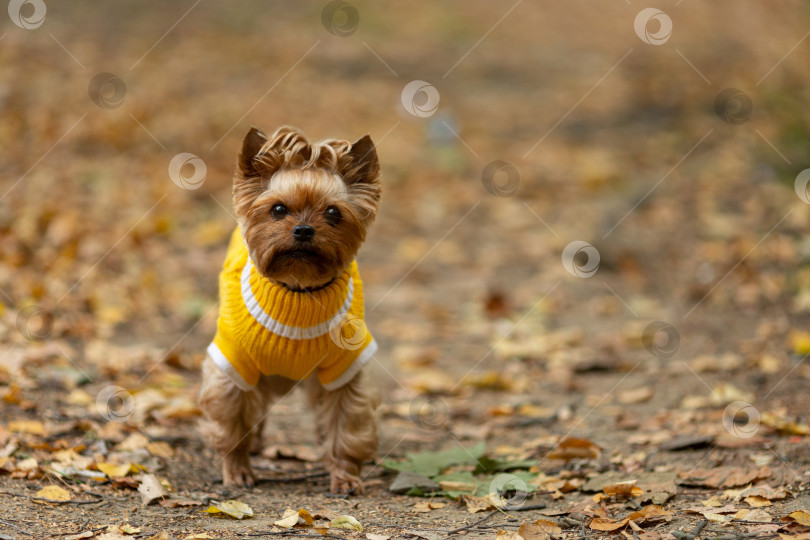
<box><xmin>270</xmin><ymin>204</ymin><xmax>289</xmax><ymax>219</ymax></box>
<box><xmin>324</xmin><ymin>206</ymin><xmax>342</xmax><ymax>225</ymax></box>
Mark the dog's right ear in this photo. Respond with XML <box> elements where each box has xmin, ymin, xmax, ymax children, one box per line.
<box><xmin>238</xmin><ymin>127</ymin><xmax>267</xmax><ymax>177</ymax></box>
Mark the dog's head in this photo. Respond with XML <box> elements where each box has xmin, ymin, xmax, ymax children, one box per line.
<box><xmin>233</xmin><ymin>126</ymin><xmax>381</xmax><ymax>290</ymax></box>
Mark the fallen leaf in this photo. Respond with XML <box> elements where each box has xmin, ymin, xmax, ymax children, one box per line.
<box><xmin>119</xmin><ymin>524</ymin><xmax>141</xmax><ymax>534</ymax></box>
<box><xmin>617</xmin><ymin>387</ymin><xmax>654</xmax><ymax>404</ymax></box>
<box><xmin>521</xmin><ymin>519</ymin><xmax>562</xmax><ymax>537</ymax></box>
<box><xmin>463</xmin><ymin>495</ymin><xmax>494</xmax><ymax>514</ymax></box>
<box><xmin>366</xmin><ymin>534</ymin><xmax>391</xmax><ymax>540</ymax></box>
<box><xmin>138</xmin><ymin>474</ymin><xmax>167</xmax><ymax>505</ymax></box>
<box><xmin>97</xmin><ymin>462</ymin><xmax>133</xmax><ymax>478</ymax></box>
<box><xmin>8</xmin><ymin>420</ymin><xmax>46</xmax><ymax>435</ymax></box>
<box><xmin>590</xmin><ymin>505</ymin><xmax>671</xmax><ymax>531</ymax></box>
<box><xmin>204</xmin><ymin>500</ymin><xmax>254</xmax><ymax>520</ymax></box>
<box><xmin>275</xmin><ymin>508</ymin><xmax>300</xmax><ymax>528</ymax></box>
<box><xmin>745</xmin><ymin>496</ymin><xmax>773</xmax><ymax>508</ymax></box>
<box><xmin>34</xmin><ymin>485</ymin><xmax>71</xmax><ymax>502</ymax></box>
<box><xmin>495</xmin><ymin>530</ymin><xmax>523</xmax><ymax>540</ymax></box>
<box><xmin>783</xmin><ymin>510</ymin><xmax>810</xmax><ymax>527</ymax></box>
<box><xmin>547</xmin><ymin>437</ymin><xmax>601</xmax><ymax>461</ymax></box>
<box><xmin>413</xmin><ymin>501</ymin><xmax>446</xmax><ymax>513</ymax></box>
<box><xmin>331</xmin><ymin>515</ymin><xmax>363</xmax><ymax>532</ymax></box>
<box><xmin>146</xmin><ymin>441</ymin><xmax>174</xmax><ymax>458</ymax></box>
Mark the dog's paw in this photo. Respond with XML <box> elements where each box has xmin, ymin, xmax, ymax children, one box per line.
<box><xmin>223</xmin><ymin>456</ymin><xmax>256</xmax><ymax>488</ymax></box>
<box><xmin>329</xmin><ymin>469</ymin><xmax>363</xmax><ymax>494</ymax></box>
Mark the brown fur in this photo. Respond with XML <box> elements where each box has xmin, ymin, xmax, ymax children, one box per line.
<box><xmin>198</xmin><ymin>126</ymin><xmax>381</xmax><ymax>493</ymax></box>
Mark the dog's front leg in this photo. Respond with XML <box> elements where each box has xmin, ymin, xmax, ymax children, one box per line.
<box><xmin>198</xmin><ymin>356</ymin><xmax>264</xmax><ymax>487</ymax></box>
<box><xmin>307</xmin><ymin>369</ymin><xmax>379</xmax><ymax>494</ymax></box>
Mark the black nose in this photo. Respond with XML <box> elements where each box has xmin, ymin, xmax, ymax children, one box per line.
<box><xmin>292</xmin><ymin>225</ymin><xmax>314</xmax><ymax>241</ymax></box>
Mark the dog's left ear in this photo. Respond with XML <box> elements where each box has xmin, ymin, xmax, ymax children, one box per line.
<box><xmin>343</xmin><ymin>135</ymin><xmax>380</xmax><ymax>185</ymax></box>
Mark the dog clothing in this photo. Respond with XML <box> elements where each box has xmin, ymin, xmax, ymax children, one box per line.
<box><xmin>207</xmin><ymin>228</ymin><xmax>377</xmax><ymax>391</ymax></box>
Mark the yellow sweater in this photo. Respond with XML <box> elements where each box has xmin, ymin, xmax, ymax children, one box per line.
<box><xmin>207</xmin><ymin>228</ymin><xmax>377</xmax><ymax>391</ymax></box>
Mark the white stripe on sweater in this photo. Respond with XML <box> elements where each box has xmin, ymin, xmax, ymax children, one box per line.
<box><xmin>240</xmin><ymin>259</ymin><xmax>354</xmax><ymax>340</ymax></box>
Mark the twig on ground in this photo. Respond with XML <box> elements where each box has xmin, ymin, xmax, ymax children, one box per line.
<box><xmin>53</xmin><ymin>519</ymin><xmax>91</xmax><ymax>537</ymax></box>
<box><xmin>0</xmin><ymin>518</ymin><xmax>35</xmax><ymax>536</ymax></box>
<box><xmin>673</xmin><ymin>518</ymin><xmax>709</xmax><ymax>540</ymax></box>
<box><xmin>255</xmin><ymin>471</ymin><xmax>329</xmax><ymax>485</ymax></box>
<box><xmin>447</xmin><ymin>510</ymin><xmax>499</xmax><ymax>534</ymax></box>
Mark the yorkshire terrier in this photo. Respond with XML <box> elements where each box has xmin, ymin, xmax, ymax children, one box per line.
<box><xmin>198</xmin><ymin>126</ymin><xmax>381</xmax><ymax>494</ymax></box>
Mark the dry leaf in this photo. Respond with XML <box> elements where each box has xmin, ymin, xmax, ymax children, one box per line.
<box><xmin>617</xmin><ymin>387</ymin><xmax>654</xmax><ymax>404</ymax></box>
<box><xmin>464</xmin><ymin>495</ymin><xmax>494</xmax><ymax>514</ymax></box>
<box><xmin>331</xmin><ymin>515</ymin><xmax>363</xmax><ymax>532</ymax></box>
<box><xmin>138</xmin><ymin>473</ymin><xmax>167</xmax><ymax>505</ymax></box>
<box><xmin>8</xmin><ymin>420</ymin><xmax>46</xmax><ymax>435</ymax></box>
<box><xmin>413</xmin><ymin>501</ymin><xmax>446</xmax><ymax>513</ymax></box>
<box><xmin>97</xmin><ymin>462</ymin><xmax>133</xmax><ymax>478</ymax></box>
<box><xmin>146</xmin><ymin>441</ymin><xmax>174</xmax><ymax>458</ymax></box>
<box><xmin>590</xmin><ymin>505</ymin><xmax>671</xmax><ymax>531</ymax></box>
<box><xmin>783</xmin><ymin>510</ymin><xmax>810</xmax><ymax>527</ymax></box>
<box><xmin>547</xmin><ymin>437</ymin><xmax>601</xmax><ymax>461</ymax></box>
<box><xmin>520</xmin><ymin>519</ymin><xmax>562</xmax><ymax>539</ymax></box>
<box><xmin>275</xmin><ymin>508</ymin><xmax>300</xmax><ymax>528</ymax></box>
<box><xmin>495</xmin><ymin>530</ymin><xmax>524</xmax><ymax>540</ymax></box>
<box><xmin>204</xmin><ymin>500</ymin><xmax>254</xmax><ymax>519</ymax></box>
<box><xmin>745</xmin><ymin>496</ymin><xmax>773</xmax><ymax>508</ymax></box>
<box><xmin>34</xmin><ymin>485</ymin><xmax>71</xmax><ymax>502</ymax></box>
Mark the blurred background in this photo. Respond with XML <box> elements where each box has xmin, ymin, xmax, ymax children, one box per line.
<box><xmin>1</xmin><ymin>0</ymin><xmax>810</xmax><ymax>494</ymax></box>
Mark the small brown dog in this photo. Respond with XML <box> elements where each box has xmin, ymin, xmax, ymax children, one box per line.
<box><xmin>199</xmin><ymin>126</ymin><xmax>381</xmax><ymax>493</ymax></box>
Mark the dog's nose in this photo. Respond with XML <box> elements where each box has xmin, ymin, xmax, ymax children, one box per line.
<box><xmin>292</xmin><ymin>225</ymin><xmax>315</xmax><ymax>241</ymax></box>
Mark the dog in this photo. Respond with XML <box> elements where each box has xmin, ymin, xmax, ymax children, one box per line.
<box><xmin>198</xmin><ymin>126</ymin><xmax>381</xmax><ymax>494</ymax></box>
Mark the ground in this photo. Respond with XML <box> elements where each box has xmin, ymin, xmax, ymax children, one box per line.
<box><xmin>1</xmin><ymin>1</ymin><xmax>810</xmax><ymax>539</ymax></box>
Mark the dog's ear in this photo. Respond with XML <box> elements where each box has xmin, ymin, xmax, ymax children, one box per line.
<box><xmin>343</xmin><ymin>135</ymin><xmax>380</xmax><ymax>185</ymax></box>
<box><xmin>238</xmin><ymin>127</ymin><xmax>267</xmax><ymax>177</ymax></box>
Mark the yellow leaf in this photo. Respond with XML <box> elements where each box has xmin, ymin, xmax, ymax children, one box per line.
<box><xmin>146</xmin><ymin>441</ymin><xmax>175</xmax><ymax>458</ymax></box>
<box><xmin>789</xmin><ymin>331</ymin><xmax>810</xmax><ymax>355</ymax></box>
<box><xmin>35</xmin><ymin>485</ymin><xmax>71</xmax><ymax>502</ymax></box>
<box><xmin>330</xmin><ymin>515</ymin><xmax>363</xmax><ymax>532</ymax></box>
<box><xmin>8</xmin><ymin>420</ymin><xmax>45</xmax><ymax>435</ymax></box>
<box><xmin>785</xmin><ymin>510</ymin><xmax>810</xmax><ymax>527</ymax></box>
<box><xmin>97</xmin><ymin>462</ymin><xmax>133</xmax><ymax>478</ymax></box>
<box><xmin>298</xmin><ymin>509</ymin><xmax>314</xmax><ymax>527</ymax></box>
<box><xmin>745</xmin><ymin>496</ymin><xmax>772</xmax><ymax>508</ymax></box>
<box><xmin>204</xmin><ymin>500</ymin><xmax>253</xmax><ymax>520</ymax></box>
